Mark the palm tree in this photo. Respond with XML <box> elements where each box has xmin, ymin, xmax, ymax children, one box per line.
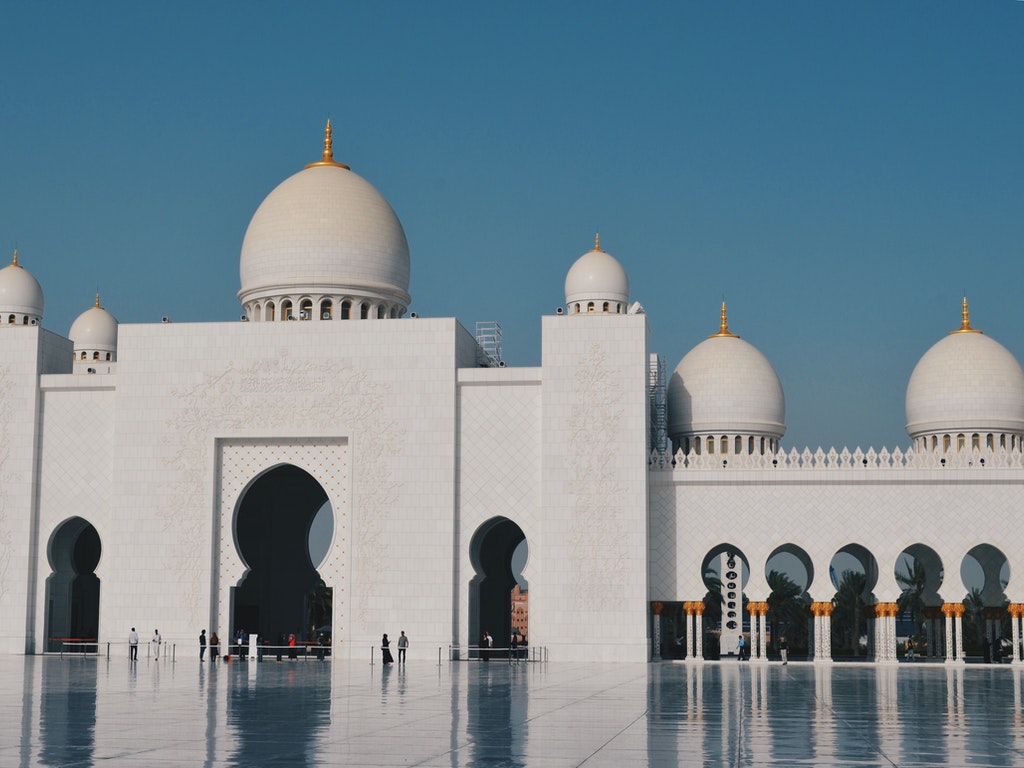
<box><xmin>895</xmin><ymin>556</ymin><xmax>927</xmax><ymax>641</ymax></box>
<box><xmin>702</xmin><ymin>566</ymin><xmax>723</xmax><ymax>626</ymax></box>
<box><xmin>832</xmin><ymin>570</ymin><xmax>868</xmax><ymax>656</ymax></box>
<box><xmin>767</xmin><ymin>570</ymin><xmax>805</xmax><ymax>652</ymax></box>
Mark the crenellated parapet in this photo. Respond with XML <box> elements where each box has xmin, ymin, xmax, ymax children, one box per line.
<box><xmin>649</xmin><ymin>445</ymin><xmax>1024</xmax><ymax>471</ymax></box>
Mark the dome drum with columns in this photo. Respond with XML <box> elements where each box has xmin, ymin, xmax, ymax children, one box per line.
<box><xmin>69</xmin><ymin>294</ymin><xmax>118</xmax><ymax>368</ymax></box>
<box><xmin>0</xmin><ymin>250</ymin><xmax>44</xmax><ymax>326</ymax></box>
<box><xmin>666</xmin><ymin>303</ymin><xmax>786</xmax><ymax>457</ymax></box>
<box><xmin>905</xmin><ymin>298</ymin><xmax>1024</xmax><ymax>454</ymax></box>
<box><xmin>564</xmin><ymin>235</ymin><xmax>629</xmax><ymax>315</ymax></box>
<box><xmin>238</xmin><ymin>121</ymin><xmax>411</xmax><ymax>321</ymax></box>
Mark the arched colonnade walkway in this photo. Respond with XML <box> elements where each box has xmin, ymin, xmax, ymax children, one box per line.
<box><xmin>655</xmin><ymin>540</ymin><xmax>1024</xmax><ymax>665</ymax></box>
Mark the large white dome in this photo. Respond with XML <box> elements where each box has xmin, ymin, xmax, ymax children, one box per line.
<box><xmin>238</xmin><ymin>122</ymin><xmax>411</xmax><ymax>316</ymax></box>
<box><xmin>69</xmin><ymin>295</ymin><xmax>118</xmax><ymax>354</ymax></box>
<box><xmin>0</xmin><ymin>250</ymin><xmax>44</xmax><ymax>324</ymax></box>
<box><xmin>667</xmin><ymin>306</ymin><xmax>785</xmax><ymax>440</ymax></box>
<box><xmin>906</xmin><ymin>302</ymin><xmax>1024</xmax><ymax>439</ymax></box>
<box><xmin>564</xmin><ymin>236</ymin><xmax>629</xmax><ymax>313</ymax></box>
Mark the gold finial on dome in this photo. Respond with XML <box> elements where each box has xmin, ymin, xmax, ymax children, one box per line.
<box><xmin>950</xmin><ymin>296</ymin><xmax>982</xmax><ymax>334</ymax></box>
<box><xmin>593</xmin><ymin>233</ymin><xmax>603</xmax><ymax>252</ymax></box>
<box><xmin>305</xmin><ymin>119</ymin><xmax>350</xmax><ymax>170</ymax></box>
<box><xmin>94</xmin><ymin>293</ymin><xmax>102</xmax><ymax>309</ymax></box>
<box><xmin>11</xmin><ymin>248</ymin><xmax>20</xmax><ymax>267</ymax></box>
<box><xmin>709</xmin><ymin>301</ymin><xmax>740</xmax><ymax>338</ymax></box>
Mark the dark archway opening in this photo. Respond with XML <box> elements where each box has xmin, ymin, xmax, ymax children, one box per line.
<box><xmin>233</xmin><ymin>465</ymin><xmax>331</xmax><ymax>647</ymax></box>
<box><xmin>469</xmin><ymin>517</ymin><xmax>526</xmax><ymax>656</ymax></box>
<box><xmin>46</xmin><ymin>518</ymin><xmax>101</xmax><ymax>652</ymax></box>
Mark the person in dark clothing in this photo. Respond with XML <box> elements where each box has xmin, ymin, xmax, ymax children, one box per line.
<box><xmin>381</xmin><ymin>633</ymin><xmax>394</xmax><ymax>664</ymax></box>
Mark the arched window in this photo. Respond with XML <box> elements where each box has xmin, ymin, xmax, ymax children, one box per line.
<box><xmin>377</xmin><ymin>305</ymin><xmax>385</xmax><ymax>319</ymax></box>
<box><xmin>943</xmin><ymin>434</ymin><xmax>951</xmax><ymax>452</ymax></box>
<box><xmin>748</xmin><ymin>436</ymin><xmax>754</xmax><ymax>454</ymax></box>
<box><xmin>602</xmin><ymin>302</ymin><xmax>609</xmax><ymax>312</ymax></box>
<box><xmin>957</xmin><ymin>434</ymin><xmax>966</xmax><ymax>452</ymax></box>
<box><xmin>6</xmin><ymin>314</ymin><xmax>13</xmax><ymax>324</ymax></box>
<box><xmin>972</xmin><ymin>434</ymin><xmax>980</xmax><ymax>450</ymax></box>
<box><xmin>267</xmin><ymin>302</ymin><xmax>276</xmax><ymax>321</ymax></box>
<box><xmin>299</xmin><ymin>298</ymin><xmax>313</xmax><ymax>320</ymax></box>
<box><xmin>987</xmin><ymin>434</ymin><xmax>994</xmax><ymax>449</ymax></box>
<box><xmin>253</xmin><ymin>303</ymin><xmax>261</xmax><ymax>321</ymax></box>
<box><xmin>616</xmin><ymin>303</ymin><xmax>622</xmax><ymax>313</ymax></box>
<box><xmin>706</xmin><ymin>436</ymin><xmax>715</xmax><ymax>454</ymax></box>
<box><xmin>80</xmin><ymin>352</ymin><xmax>87</xmax><ymax>360</ymax></box>
<box><xmin>1001</xmin><ymin>434</ymin><xmax>1007</xmax><ymax>449</ymax></box>
<box><xmin>587</xmin><ymin>302</ymin><xmax>595</xmax><ymax>313</ymax></box>
<box><xmin>320</xmin><ymin>300</ymin><xmax>333</xmax><ymax>320</ymax></box>
<box><xmin>574</xmin><ymin>303</ymin><xmax>580</xmax><ymax>314</ymax></box>
<box><xmin>282</xmin><ymin>300</ymin><xmax>294</xmax><ymax>320</ymax></box>
<box><xmin>760</xmin><ymin>437</ymin><xmax>766</xmax><ymax>455</ymax></box>
<box><xmin>735</xmin><ymin>436</ymin><xmax>742</xmax><ymax>455</ymax></box>
<box><xmin>341</xmin><ymin>300</ymin><xmax>351</xmax><ymax>320</ymax></box>
<box><xmin>93</xmin><ymin>352</ymin><xmax>100</xmax><ymax>360</ymax></box>
<box><xmin>720</xmin><ymin>436</ymin><xmax>728</xmax><ymax>454</ymax></box>
<box><xmin>390</xmin><ymin>307</ymin><xmax>398</xmax><ymax>318</ymax></box>
<box><xmin>683</xmin><ymin>437</ymin><xmax>691</xmax><ymax>455</ymax></box>
<box><xmin>105</xmin><ymin>353</ymin><xmax>111</xmax><ymax>361</ymax></box>
<box><xmin>360</xmin><ymin>302</ymin><xmax>369</xmax><ymax>319</ymax></box>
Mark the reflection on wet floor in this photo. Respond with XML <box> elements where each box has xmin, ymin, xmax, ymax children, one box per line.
<box><xmin>2</xmin><ymin>656</ymin><xmax>1024</xmax><ymax>767</ymax></box>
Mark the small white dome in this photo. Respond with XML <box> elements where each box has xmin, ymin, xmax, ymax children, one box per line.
<box><xmin>0</xmin><ymin>250</ymin><xmax>44</xmax><ymax>322</ymax></box>
<box><xmin>906</xmin><ymin>301</ymin><xmax>1024</xmax><ymax>439</ymax></box>
<box><xmin>667</xmin><ymin>306</ymin><xmax>786</xmax><ymax>440</ymax></box>
<box><xmin>239</xmin><ymin>122</ymin><xmax>411</xmax><ymax>314</ymax></box>
<box><xmin>69</xmin><ymin>295</ymin><xmax>118</xmax><ymax>353</ymax></box>
<box><xmin>564</xmin><ymin>236</ymin><xmax>629</xmax><ymax>311</ymax></box>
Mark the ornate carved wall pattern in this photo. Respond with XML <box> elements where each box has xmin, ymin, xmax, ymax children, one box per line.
<box><xmin>164</xmin><ymin>350</ymin><xmax>403</xmax><ymax>629</ymax></box>
<box><xmin>567</xmin><ymin>344</ymin><xmax>629</xmax><ymax>608</ymax></box>
<box><xmin>216</xmin><ymin>439</ymin><xmax>349</xmax><ymax>637</ymax></box>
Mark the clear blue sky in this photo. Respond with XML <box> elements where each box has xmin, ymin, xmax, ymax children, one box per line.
<box><xmin>2</xmin><ymin>2</ymin><xmax>1022</xmax><ymax>451</ymax></box>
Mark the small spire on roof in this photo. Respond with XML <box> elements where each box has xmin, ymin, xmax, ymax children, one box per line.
<box><xmin>709</xmin><ymin>301</ymin><xmax>740</xmax><ymax>339</ymax></box>
<box><xmin>950</xmin><ymin>296</ymin><xmax>982</xmax><ymax>334</ymax></box>
<box><xmin>95</xmin><ymin>293</ymin><xmax>102</xmax><ymax>309</ymax></box>
<box><xmin>305</xmin><ymin>119</ymin><xmax>350</xmax><ymax>170</ymax></box>
<box><xmin>11</xmin><ymin>248</ymin><xmax>20</xmax><ymax>267</ymax></box>
<box><xmin>594</xmin><ymin>233</ymin><xmax>602</xmax><ymax>252</ymax></box>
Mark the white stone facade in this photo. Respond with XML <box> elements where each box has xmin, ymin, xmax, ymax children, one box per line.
<box><xmin>2</xmin><ymin>128</ymin><xmax>1023</xmax><ymax>664</ymax></box>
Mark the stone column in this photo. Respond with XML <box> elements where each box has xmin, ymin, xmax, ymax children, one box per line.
<box><xmin>746</xmin><ymin>602</ymin><xmax>768</xmax><ymax>662</ymax></box>
<box><xmin>873</xmin><ymin>603</ymin><xmax>898</xmax><ymax>663</ymax></box>
<box><xmin>1009</xmin><ymin>604</ymin><xmax>1023</xmax><ymax>665</ymax></box>
<box><xmin>693</xmin><ymin>602</ymin><xmax>705</xmax><ymax>661</ymax></box>
<box><xmin>941</xmin><ymin>603</ymin><xmax>965</xmax><ymax>664</ymax></box>
<box><xmin>810</xmin><ymin>602</ymin><xmax>834</xmax><ymax>663</ymax></box>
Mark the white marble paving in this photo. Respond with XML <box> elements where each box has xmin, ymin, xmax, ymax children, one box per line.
<box><xmin>3</xmin><ymin>657</ymin><xmax>1024</xmax><ymax>767</ymax></box>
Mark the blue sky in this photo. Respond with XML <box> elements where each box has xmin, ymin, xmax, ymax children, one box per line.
<box><xmin>2</xmin><ymin>2</ymin><xmax>1022</xmax><ymax>451</ymax></box>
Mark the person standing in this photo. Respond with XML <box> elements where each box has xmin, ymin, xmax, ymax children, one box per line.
<box><xmin>779</xmin><ymin>636</ymin><xmax>788</xmax><ymax>665</ymax></box>
<box><xmin>381</xmin><ymin>633</ymin><xmax>394</xmax><ymax>664</ymax></box>
<box><xmin>737</xmin><ymin>635</ymin><xmax>745</xmax><ymax>661</ymax></box>
<box><xmin>906</xmin><ymin>637</ymin><xmax>916</xmax><ymax>662</ymax></box>
<box><xmin>128</xmin><ymin>627</ymin><xmax>139</xmax><ymax>661</ymax></box>
<box><xmin>199</xmin><ymin>629</ymin><xmax>207</xmax><ymax>661</ymax></box>
<box><xmin>397</xmin><ymin>631</ymin><xmax>409</xmax><ymax>664</ymax></box>
<box><xmin>210</xmin><ymin>632</ymin><xmax>220</xmax><ymax>662</ymax></box>
<box><xmin>152</xmin><ymin>629</ymin><xmax>162</xmax><ymax>660</ymax></box>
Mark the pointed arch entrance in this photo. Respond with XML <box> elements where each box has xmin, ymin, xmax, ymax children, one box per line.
<box><xmin>233</xmin><ymin>465</ymin><xmax>332</xmax><ymax>646</ymax></box>
<box><xmin>45</xmin><ymin>518</ymin><xmax>101</xmax><ymax>652</ymax></box>
<box><xmin>469</xmin><ymin>517</ymin><xmax>526</xmax><ymax>654</ymax></box>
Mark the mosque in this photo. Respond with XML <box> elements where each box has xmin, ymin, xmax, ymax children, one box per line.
<box><xmin>2</xmin><ymin>123</ymin><xmax>1023</xmax><ymax>664</ymax></box>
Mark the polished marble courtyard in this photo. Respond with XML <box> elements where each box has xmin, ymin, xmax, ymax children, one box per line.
<box><xmin>3</xmin><ymin>654</ymin><xmax>1024</xmax><ymax>767</ymax></box>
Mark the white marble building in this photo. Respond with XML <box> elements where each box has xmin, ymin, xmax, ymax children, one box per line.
<box><xmin>1</xmin><ymin>124</ymin><xmax>1022</xmax><ymax>663</ymax></box>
